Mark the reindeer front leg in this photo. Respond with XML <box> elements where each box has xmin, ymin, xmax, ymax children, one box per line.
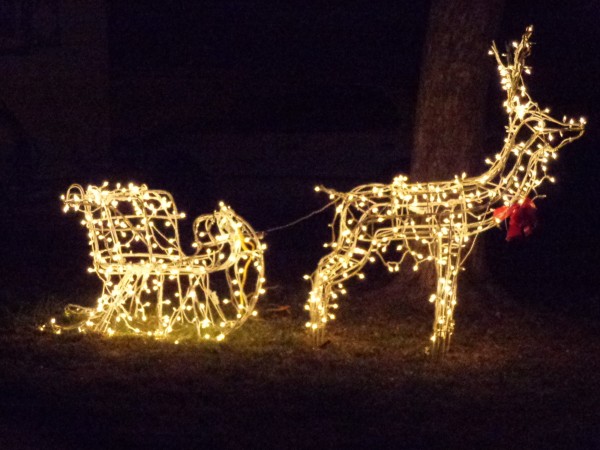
<box><xmin>307</xmin><ymin>241</ymin><xmax>373</xmax><ymax>346</ymax></box>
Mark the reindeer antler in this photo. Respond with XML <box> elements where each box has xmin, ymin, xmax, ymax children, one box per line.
<box><xmin>490</xmin><ymin>25</ymin><xmax>534</xmax><ymax>111</ymax></box>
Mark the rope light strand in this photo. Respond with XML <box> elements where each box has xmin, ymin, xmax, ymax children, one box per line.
<box><xmin>304</xmin><ymin>27</ymin><xmax>586</xmax><ymax>355</ymax></box>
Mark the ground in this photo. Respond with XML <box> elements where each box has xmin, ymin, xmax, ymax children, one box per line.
<box><xmin>0</xmin><ymin>278</ymin><xmax>598</xmax><ymax>449</ymax></box>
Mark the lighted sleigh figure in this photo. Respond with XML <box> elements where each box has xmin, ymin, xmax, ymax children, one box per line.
<box><xmin>305</xmin><ymin>27</ymin><xmax>585</xmax><ymax>355</ymax></box>
<box><xmin>46</xmin><ymin>182</ymin><xmax>266</xmax><ymax>342</ymax></box>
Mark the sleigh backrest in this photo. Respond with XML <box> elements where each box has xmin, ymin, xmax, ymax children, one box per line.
<box><xmin>63</xmin><ymin>183</ymin><xmax>185</xmax><ymax>269</ymax></box>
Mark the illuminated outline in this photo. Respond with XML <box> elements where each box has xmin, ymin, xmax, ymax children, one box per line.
<box><xmin>305</xmin><ymin>28</ymin><xmax>585</xmax><ymax>355</ymax></box>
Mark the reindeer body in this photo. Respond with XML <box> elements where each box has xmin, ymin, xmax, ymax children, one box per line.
<box><xmin>306</xmin><ymin>27</ymin><xmax>585</xmax><ymax>355</ymax></box>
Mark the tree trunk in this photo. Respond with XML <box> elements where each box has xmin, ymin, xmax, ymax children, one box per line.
<box><xmin>411</xmin><ymin>0</ymin><xmax>505</xmax><ymax>181</ymax></box>
<box><xmin>409</xmin><ymin>0</ymin><xmax>505</xmax><ymax>289</ymax></box>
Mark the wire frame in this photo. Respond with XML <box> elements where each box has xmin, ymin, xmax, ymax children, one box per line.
<box><xmin>304</xmin><ymin>27</ymin><xmax>586</xmax><ymax>355</ymax></box>
<box><xmin>44</xmin><ymin>182</ymin><xmax>266</xmax><ymax>342</ymax></box>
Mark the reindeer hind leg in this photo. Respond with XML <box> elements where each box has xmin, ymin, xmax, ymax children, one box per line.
<box><xmin>430</xmin><ymin>238</ymin><xmax>461</xmax><ymax>357</ymax></box>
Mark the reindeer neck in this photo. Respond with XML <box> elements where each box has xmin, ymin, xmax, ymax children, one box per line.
<box><xmin>479</xmin><ymin>136</ymin><xmax>541</xmax><ymax>207</ymax></box>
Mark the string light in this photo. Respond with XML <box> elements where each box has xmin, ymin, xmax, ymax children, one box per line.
<box><xmin>43</xmin><ymin>182</ymin><xmax>266</xmax><ymax>342</ymax></box>
<box><xmin>305</xmin><ymin>26</ymin><xmax>586</xmax><ymax>355</ymax></box>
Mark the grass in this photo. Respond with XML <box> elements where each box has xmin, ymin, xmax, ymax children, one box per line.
<box><xmin>0</xmin><ymin>280</ymin><xmax>598</xmax><ymax>449</ymax></box>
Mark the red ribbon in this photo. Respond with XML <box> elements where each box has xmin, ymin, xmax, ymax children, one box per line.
<box><xmin>493</xmin><ymin>197</ymin><xmax>537</xmax><ymax>241</ymax></box>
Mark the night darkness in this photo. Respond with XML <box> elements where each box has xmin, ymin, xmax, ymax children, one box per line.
<box><xmin>1</xmin><ymin>1</ymin><xmax>600</xmax><ymax>448</ymax></box>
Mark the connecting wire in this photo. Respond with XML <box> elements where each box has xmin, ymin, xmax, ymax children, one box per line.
<box><xmin>263</xmin><ymin>200</ymin><xmax>337</xmax><ymax>234</ymax></box>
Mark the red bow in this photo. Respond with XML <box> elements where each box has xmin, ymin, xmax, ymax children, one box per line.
<box><xmin>493</xmin><ymin>197</ymin><xmax>537</xmax><ymax>241</ymax></box>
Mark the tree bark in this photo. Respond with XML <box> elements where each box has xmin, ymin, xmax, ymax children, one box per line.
<box><xmin>411</xmin><ymin>0</ymin><xmax>505</xmax><ymax>182</ymax></box>
<box><xmin>410</xmin><ymin>0</ymin><xmax>505</xmax><ymax>286</ymax></box>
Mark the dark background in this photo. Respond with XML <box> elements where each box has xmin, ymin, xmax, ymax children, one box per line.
<box><xmin>0</xmin><ymin>0</ymin><xmax>599</xmax><ymax>316</ymax></box>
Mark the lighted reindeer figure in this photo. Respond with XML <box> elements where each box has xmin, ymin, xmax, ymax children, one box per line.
<box><xmin>305</xmin><ymin>27</ymin><xmax>585</xmax><ymax>355</ymax></box>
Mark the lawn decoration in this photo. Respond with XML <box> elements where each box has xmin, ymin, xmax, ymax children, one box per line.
<box><xmin>45</xmin><ymin>183</ymin><xmax>266</xmax><ymax>342</ymax></box>
<box><xmin>305</xmin><ymin>27</ymin><xmax>586</xmax><ymax>355</ymax></box>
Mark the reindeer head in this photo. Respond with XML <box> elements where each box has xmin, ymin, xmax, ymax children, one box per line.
<box><xmin>486</xmin><ymin>26</ymin><xmax>586</xmax><ymax>201</ymax></box>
